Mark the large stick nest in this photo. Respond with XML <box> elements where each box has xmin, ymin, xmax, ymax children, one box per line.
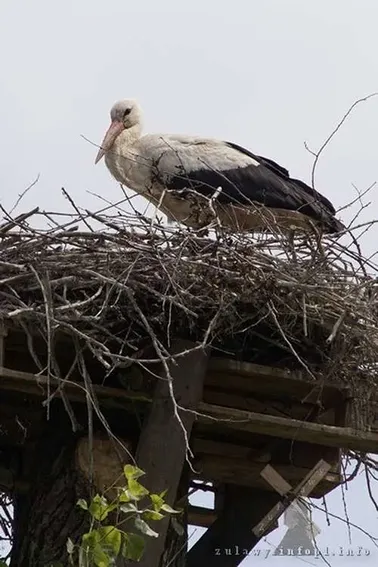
<box><xmin>0</xmin><ymin>206</ymin><xmax>377</xmax><ymax>426</ymax></box>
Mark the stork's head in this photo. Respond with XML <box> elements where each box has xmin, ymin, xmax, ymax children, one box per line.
<box><xmin>95</xmin><ymin>99</ymin><xmax>141</xmax><ymax>164</ymax></box>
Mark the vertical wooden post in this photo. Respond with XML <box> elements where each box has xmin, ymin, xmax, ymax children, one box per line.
<box><xmin>135</xmin><ymin>340</ymin><xmax>209</xmax><ymax>567</ymax></box>
<box><xmin>187</xmin><ymin>485</ymin><xmax>280</xmax><ymax>567</ymax></box>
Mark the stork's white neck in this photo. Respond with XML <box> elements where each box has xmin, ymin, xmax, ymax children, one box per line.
<box><xmin>104</xmin><ymin>124</ymin><xmax>143</xmax><ymax>186</ymax></box>
<box><xmin>117</xmin><ymin>122</ymin><xmax>143</xmax><ymax>147</ymax></box>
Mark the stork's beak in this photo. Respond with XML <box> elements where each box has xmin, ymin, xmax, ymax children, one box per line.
<box><xmin>94</xmin><ymin>120</ymin><xmax>125</xmax><ymax>164</ymax></box>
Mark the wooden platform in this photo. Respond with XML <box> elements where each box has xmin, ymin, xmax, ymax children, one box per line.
<box><xmin>2</xmin><ymin>327</ymin><xmax>378</xmax><ymax>567</ymax></box>
<box><xmin>1</xmin><ymin>348</ymin><xmax>377</xmax><ymax>503</ymax></box>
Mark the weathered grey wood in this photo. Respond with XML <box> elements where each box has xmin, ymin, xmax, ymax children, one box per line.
<box><xmin>187</xmin><ymin>486</ymin><xmax>280</xmax><ymax>567</ymax></box>
<box><xmin>203</xmin><ymin>388</ymin><xmax>337</xmax><ymax>424</ymax></box>
<box><xmin>135</xmin><ymin>340</ymin><xmax>209</xmax><ymax>567</ymax></box>
<box><xmin>260</xmin><ymin>464</ymin><xmax>292</xmax><ymax>495</ymax></box>
<box><xmin>199</xmin><ymin>403</ymin><xmax>378</xmax><ymax>453</ymax></box>
<box><xmin>1</xmin><ymin>366</ymin><xmax>377</xmax><ymax>453</ymax></box>
<box><xmin>253</xmin><ymin>459</ymin><xmax>331</xmax><ymax>537</ymax></box>
<box><xmin>206</xmin><ymin>358</ymin><xmax>346</xmax><ymax>406</ymax></box>
<box><xmin>192</xmin><ymin>454</ymin><xmax>339</xmax><ymax>497</ymax></box>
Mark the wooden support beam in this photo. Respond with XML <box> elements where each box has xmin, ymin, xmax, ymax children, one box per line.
<box><xmin>188</xmin><ymin>505</ymin><xmax>217</xmax><ymax>528</ymax></box>
<box><xmin>253</xmin><ymin>460</ymin><xmax>331</xmax><ymax>538</ymax></box>
<box><xmin>187</xmin><ymin>486</ymin><xmax>280</xmax><ymax>567</ymax></box>
<box><xmin>206</xmin><ymin>358</ymin><xmax>346</xmax><ymax>406</ymax></box>
<box><xmin>0</xmin><ymin>454</ymin><xmax>339</xmax><ymax>499</ymax></box>
<box><xmin>203</xmin><ymin>388</ymin><xmax>337</xmax><ymax>424</ymax></box>
<box><xmin>198</xmin><ymin>403</ymin><xmax>378</xmax><ymax>453</ymax></box>
<box><xmin>192</xmin><ymin>454</ymin><xmax>339</xmax><ymax>497</ymax></box>
<box><xmin>192</xmin><ymin>437</ymin><xmax>339</xmax><ymax>472</ymax></box>
<box><xmin>0</xmin><ymin>366</ymin><xmax>151</xmax><ymax>407</ymax></box>
<box><xmin>134</xmin><ymin>340</ymin><xmax>209</xmax><ymax>567</ymax></box>
<box><xmin>1</xmin><ymin>367</ymin><xmax>377</xmax><ymax>453</ymax></box>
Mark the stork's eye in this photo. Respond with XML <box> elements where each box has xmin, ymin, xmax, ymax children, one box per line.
<box><xmin>123</xmin><ymin>108</ymin><xmax>132</xmax><ymax>117</ymax></box>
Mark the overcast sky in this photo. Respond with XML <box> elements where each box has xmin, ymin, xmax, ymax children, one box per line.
<box><xmin>1</xmin><ymin>0</ymin><xmax>378</xmax><ymax>564</ymax></box>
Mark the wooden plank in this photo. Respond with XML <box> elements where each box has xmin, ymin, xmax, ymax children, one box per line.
<box><xmin>0</xmin><ymin>449</ymin><xmax>338</xmax><ymax>499</ymax></box>
<box><xmin>203</xmin><ymin>388</ymin><xmax>337</xmax><ymax>423</ymax></box>
<box><xmin>260</xmin><ymin>464</ymin><xmax>292</xmax><ymax>495</ymax></box>
<box><xmin>207</xmin><ymin>358</ymin><xmax>346</xmax><ymax>406</ymax></box>
<box><xmin>260</xmin><ymin>465</ymin><xmax>321</xmax><ymax>536</ymax></box>
<box><xmin>0</xmin><ymin>351</ymin><xmax>370</xmax><ymax>409</ymax></box>
<box><xmin>192</xmin><ymin>455</ymin><xmax>339</xmax><ymax>498</ymax></box>
<box><xmin>193</xmin><ymin>435</ymin><xmax>340</xmax><ymax>474</ymax></box>
<box><xmin>192</xmin><ymin>438</ymin><xmax>273</xmax><ymax>462</ymax></box>
<box><xmin>188</xmin><ymin>505</ymin><xmax>216</xmax><ymax>528</ymax></box>
<box><xmin>209</xmin><ymin>358</ymin><xmax>304</xmax><ymax>380</ymax></box>
<box><xmin>1</xmin><ymin>363</ymin><xmax>336</xmax><ymax>424</ymax></box>
<box><xmin>135</xmin><ymin>340</ymin><xmax>209</xmax><ymax>567</ymax></box>
<box><xmin>187</xmin><ymin>485</ymin><xmax>280</xmax><ymax>567</ymax></box>
<box><xmin>1</xmin><ymin>366</ymin><xmax>376</xmax><ymax>453</ymax></box>
<box><xmin>198</xmin><ymin>403</ymin><xmax>378</xmax><ymax>453</ymax></box>
<box><xmin>0</xmin><ymin>366</ymin><xmax>152</xmax><ymax>406</ymax></box>
<box><xmin>294</xmin><ymin>459</ymin><xmax>332</xmax><ymax>496</ymax></box>
<box><xmin>253</xmin><ymin>460</ymin><xmax>331</xmax><ymax>538</ymax></box>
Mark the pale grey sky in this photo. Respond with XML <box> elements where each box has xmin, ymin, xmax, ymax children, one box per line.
<box><xmin>1</xmin><ymin>0</ymin><xmax>378</xmax><ymax>564</ymax></box>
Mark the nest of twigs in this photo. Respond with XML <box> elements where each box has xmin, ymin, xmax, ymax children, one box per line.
<box><xmin>0</xmin><ymin>205</ymin><xmax>378</xmax><ymax>428</ymax></box>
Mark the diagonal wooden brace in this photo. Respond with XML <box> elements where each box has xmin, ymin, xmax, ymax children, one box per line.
<box><xmin>252</xmin><ymin>459</ymin><xmax>331</xmax><ymax>538</ymax></box>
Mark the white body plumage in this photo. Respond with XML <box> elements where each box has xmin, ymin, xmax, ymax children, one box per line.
<box><xmin>95</xmin><ymin>99</ymin><xmax>344</xmax><ymax>233</ymax></box>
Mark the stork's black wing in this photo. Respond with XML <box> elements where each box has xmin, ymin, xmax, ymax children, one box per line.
<box><xmin>225</xmin><ymin>141</ymin><xmax>336</xmax><ymax>215</ymax></box>
<box><xmin>226</xmin><ymin>141</ymin><xmax>290</xmax><ymax>177</ymax></box>
<box><xmin>158</xmin><ymin>136</ymin><xmax>342</xmax><ymax>232</ymax></box>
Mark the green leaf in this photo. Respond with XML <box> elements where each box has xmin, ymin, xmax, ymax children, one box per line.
<box><xmin>98</xmin><ymin>526</ymin><xmax>122</xmax><ymax>557</ymax></box>
<box><xmin>122</xmin><ymin>533</ymin><xmax>145</xmax><ymax>561</ymax></box>
<box><xmin>119</xmin><ymin>488</ymin><xmax>131</xmax><ymax>503</ymax></box>
<box><xmin>0</xmin><ymin>563</ymin><xmax>8</xmax><ymax>567</ymax></box>
<box><xmin>88</xmin><ymin>494</ymin><xmax>108</xmax><ymax>521</ymax></box>
<box><xmin>66</xmin><ymin>537</ymin><xmax>75</xmax><ymax>554</ymax></box>
<box><xmin>128</xmin><ymin>478</ymin><xmax>149</xmax><ymax>501</ymax></box>
<box><xmin>124</xmin><ymin>464</ymin><xmax>145</xmax><ymax>481</ymax></box>
<box><xmin>134</xmin><ymin>517</ymin><xmax>159</xmax><ymax>538</ymax></box>
<box><xmin>82</xmin><ymin>530</ymin><xmax>100</xmax><ymax>549</ymax></box>
<box><xmin>92</xmin><ymin>547</ymin><xmax>110</xmax><ymax>567</ymax></box>
<box><xmin>120</xmin><ymin>502</ymin><xmax>139</xmax><ymax>514</ymax></box>
<box><xmin>88</xmin><ymin>494</ymin><xmax>115</xmax><ymax>521</ymax></box>
<box><xmin>142</xmin><ymin>509</ymin><xmax>164</xmax><ymax>521</ymax></box>
<box><xmin>161</xmin><ymin>503</ymin><xmax>180</xmax><ymax>514</ymax></box>
<box><xmin>150</xmin><ymin>493</ymin><xmax>165</xmax><ymax>511</ymax></box>
<box><xmin>82</xmin><ymin>531</ymin><xmax>110</xmax><ymax>567</ymax></box>
<box><xmin>77</xmin><ymin>499</ymin><xmax>88</xmax><ymax>511</ymax></box>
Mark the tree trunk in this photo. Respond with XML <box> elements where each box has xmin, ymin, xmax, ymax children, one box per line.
<box><xmin>10</xmin><ymin>429</ymin><xmax>89</xmax><ymax>567</ymax></box>
<box><xmin>9</xmin><ymin>401</ymin><xmax>134</xmax><ymax>567</ymax></box>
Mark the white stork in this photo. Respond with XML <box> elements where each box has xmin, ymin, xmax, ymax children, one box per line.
<box><xmin>95</xmin><ymin>99</ymin><xmax>344</xmax><ymax>234</ymax></box>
